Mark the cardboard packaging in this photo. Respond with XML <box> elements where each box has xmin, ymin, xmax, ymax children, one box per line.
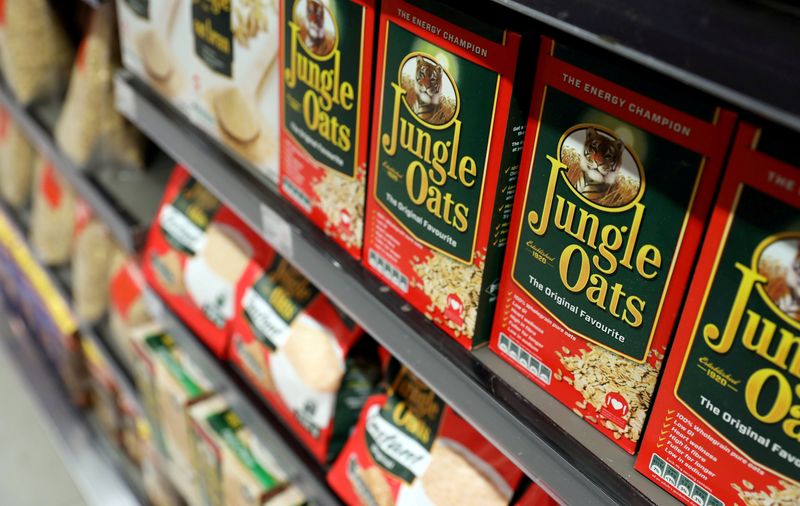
<box><xmin>142</xmin><ymin>165</ymin><xmax>265</xmax><ymax>357</ymax></box>
<box><xmin>361</xmin><ymin>0</ymin><xmax>529</xmax><ymax>348</ymax></box>
<box><xmin>489</xmin><ymin>36</ymin><xmax>737</xmax><ymax>453</ymax></box>
<box><xmin>116</xmin><ymin>0</ymin><xmax>194</xmax><ymax>115</ymax></box>
<box><xmin>188</xmin><ymin>396</ymin><xmax>296</xmax><ymax>506</ymax></box>
<box><xmin>130</xmin><ymin>325</ymin><xmax>214</xmax><ymax>478</ymax></box>
<box><xmin>328</xmin><ymin>361</ymin><xmax>524</xmax><ymax>506</ymax></box>
<box><xmin>229</xmin><ymin>248</ymin><xmax>380</xmax><ymax>463</ymax></box>
<box><xmin>635</xmin><ymin>123</ymin><xmax>800</xmax><ymax>505</ymax></box>
<box><xmin>279</xmin><ymin>0</ymin><xmax>377</xmax><ymax>259</ymax></box>
<box><xmin>189</xmin><ymin>0</ymin><xmax>281</xmax><ymax>182</ymax></box>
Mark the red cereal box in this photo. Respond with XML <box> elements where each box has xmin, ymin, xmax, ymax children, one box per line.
<box><xmin>635</xmin><ymin>123</ymin><xmax>800</xmax><ymax>505</ymax></box>
<box><xmin>142</xmin><ymin>165</ymin><xmax>264</xmax><ymax>357</ymax></box>
<box><xmin>328</xmin><ymin>361</ymin><xmax>524</xmax><ymax>505</ymax></box>
<box><xmin>280</xmin><ymin>0</ymin><xmax>377</xmax><ymax>259</ymax></box>
<box><xmin>489</xmin><ymin>36</ymin><xmax>736</xmax><ymax>453</ymax></box>
<box><xmin>361</xmin><ymin>0</ymin><xmax>530</xmax><ymax>348</ymax></box>
<box><xmin>229</xmin><ymin>247</ymin><xmax>381</xmax><ymax>464</ymax></box>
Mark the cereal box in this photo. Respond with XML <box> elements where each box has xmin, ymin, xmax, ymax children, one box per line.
<box><xmin>190</xmin><ymin>0</ymin><xmax>281</xmax><ymax>182</ymax></box>
<box><xmin>279</xmin><ymin>0</ymin><xmax>376</xmax><ymax>259</ymax></box>
<box><xmin>328</xmin><ymin>360</ymin><xmax>524</xmax><ymax>505</ymax></box>
<box><xmin>229</xmin><ymin>248</ymin><xmax>380</xmax><ymax>463</ymax></box>
<box><xmin>142</xmin><ymin>165</ymin><xmax>265</xmax><ymax>357</ymax></box>
<box><xmin>130</xmin><ymin>325</ymin><xmax>214</xmax><ymax>474</ymax></box>
<box><xmin>489</xmin><ymin>36</ymin><xmax>737</xmax><ymax>453</ymax></box>
<box><xmin>116</xmin><ymin>0</ymin><xmax>194</xmax><ymax>114</ymax></box>
<box><xmin>361</xmin><ymin>0</ymin><xmax>529</xmax><ymax>348</ymax></box>
<box><xmin>188</xmin><ymin>397</ymin><xmax>291</xmax><ymax>506</ymax></box>
<box><xmin>635</xmin><ymin>123</ymin><xmax>800</xmax><ymax>505</ymax></box>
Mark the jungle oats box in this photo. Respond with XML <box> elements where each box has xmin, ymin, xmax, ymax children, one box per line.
<box><xmin>489</xmin><ymin>36</ymin><xmax>736</xmax><ymax>453</ymax></box>
<box><xmin>635</xmin><ymin>123</ymin><xmax>800</xmax><ymax>505</ymax></box>
<box><xmin>190</xmin><ymin>0</ymin><xmax>281</xmax><ymax>182</ymax></box>
<box><xmin>279</xmin><ymin>0</ymin><xmax>376</xmax><ymax>259</ymax></box>
<box><xmin>362</xmin><ymin>0</ymin><xmax>528</xmax><ymax>348</ymax></box>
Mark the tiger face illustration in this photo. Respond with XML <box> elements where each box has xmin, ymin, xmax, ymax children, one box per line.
<box><xmin>305</xmin><ymin>0</ymin><xmax>327</xmax><ymax>52</ymax></box>
<box><xmin>402</xmin><ymin>55</ymin><xmax>456</xmax><ymax>126</ymax></box>
<box><xmin>574</xmin><ymin>127</ymin><xmax>625</xmax><ymax>200</ymax></box>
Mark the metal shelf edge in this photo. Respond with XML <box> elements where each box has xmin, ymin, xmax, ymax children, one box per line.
<box><xmin>488</xmin><ymin>0</ymin><xmax>800</xmax><ymax>133</ymax></box>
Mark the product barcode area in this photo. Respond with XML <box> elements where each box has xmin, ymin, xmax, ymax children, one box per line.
<box><xmin>368</xmin><ymin>250</ymin><xmax>409</xmax><ymax>293</ymax></box>
<box><xmin>497</xmin><ymin>333</ymin><xmax>552</xmax><ymax>385</ymax></box>
<box><xmin>648</xmin><ymin>454</ymin><xmax>723</xmax><ymax>506</ymax></box>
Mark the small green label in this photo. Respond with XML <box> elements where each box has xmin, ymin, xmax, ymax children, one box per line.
<box><xmin>145</xmin><ymin>333</ymin><xmax>205</xmax><ymax>398</ymax></box>
<box><xmin>375</xmin><ymin>24</ymin><xmax>498</xmax><ymax>263</ymax></box>
<box><xmin>677</xmin><ymin>185</ymin><xmax>800</xmax><ymax>480</ymax></box>
<box><xmin>207</xmin><ymin>409</ymin><xmax>280</xmax><ymax>490</ymax></box>
<box><xmin>283</xmin><ymin>0</ymin><xmax>363</xmax><ymax>177</ymax></box>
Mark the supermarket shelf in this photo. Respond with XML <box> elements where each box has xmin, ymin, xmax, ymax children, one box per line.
<box><xmin>489</xmin><ymin>0</ymin><xmax>800</xmax><ymax>132</ymax></box>
<box><xmin>0</xmin><ymin>308</ymin><xmax>144</xmax><ymax>506</ymax></box>
<box><xmin>81</xmin><ymin>321</ymin><xmax>142</xmax><ymax>414</ymax></box>
<box><xmin>0</xmin><ymin>78</ymin><xmax>166</xmax><ymax>254</ymax></box>
<box><xmin>116</xmin><ymin>70</ymin><xmax>679</xmax><ymax>506</ymax></box>
<box><xmin>141</xmin><ymin>288</ymin><xmax>344</xmax><ymax>506</ymax></box>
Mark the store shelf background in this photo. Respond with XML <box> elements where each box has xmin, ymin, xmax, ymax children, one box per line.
<box><xmin>0</xmin><ymin>78</ymin><xmax>170</xmax><ymax>255</ymax></box>
<box><xmin>0</xmin><ymin>151</ymin><xmax>339</xmax><ymax>506</ymax></box>
<box><xmin>491</xmin><ymin>0</ymin><xmax>800</xmax><ymax>132</ymax></box>
<box><xmin>116</xmin><ymin>71</ymin><xmax>681</xmax><ymax>506</ymax></box>
<box><xmin>0</xmin><ymin>311</ymin><xmax>144</xmax><ymax>506</ymax></box>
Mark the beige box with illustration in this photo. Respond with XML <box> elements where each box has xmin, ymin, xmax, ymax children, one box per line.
<box><xmin>189</xmin><ymin>0</ymin><xmax>281</xmax><ymax>182</ymax></box>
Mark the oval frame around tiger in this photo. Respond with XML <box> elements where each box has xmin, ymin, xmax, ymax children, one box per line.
<box><xmin>398</xmin><ymin>52</ymin><xmax>459</xmax><ymax>128</ymax></box>
<box><xmin>558</xmin><ymin>123</ymin><xmax>644</xmax><ymax>212</ymax></box>
<box><xmin>755</xmin><ymin>233</ymin><xmax>800</xmax><ymax>327</ymax></box>
<box><xmin>294</xmin><ymin>0</ymin><xmax>338</xmax><ymax>58</ymax></box>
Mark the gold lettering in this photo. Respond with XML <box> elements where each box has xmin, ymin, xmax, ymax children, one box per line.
<box><xmin>703</xmin><ymin>263</ymin><xmax>765</xmax><ymax>354</ymax></box>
